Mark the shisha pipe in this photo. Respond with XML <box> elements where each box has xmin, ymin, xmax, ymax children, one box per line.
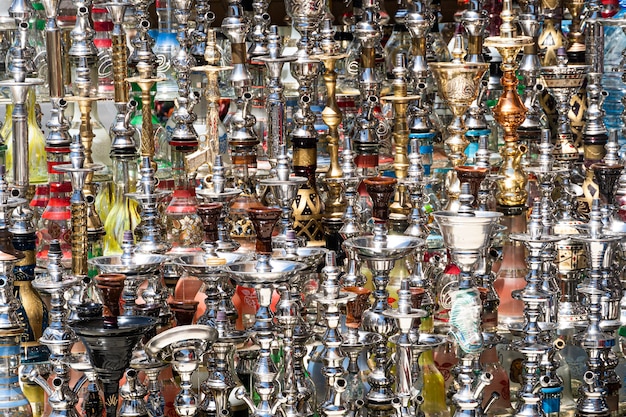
<box><xmin>29</xmin><ymin>241</ymin><xmax>85</xmax><ymax>417</ymax></box>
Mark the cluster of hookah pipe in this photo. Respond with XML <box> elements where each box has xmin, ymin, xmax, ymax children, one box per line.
<box><xmin>4</xmin><ymin>0</ymin><xmax>626</xmax><ymax>417</ymax></box>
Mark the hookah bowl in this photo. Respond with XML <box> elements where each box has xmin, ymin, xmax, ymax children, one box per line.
<box><xmin>145</xmin><ymin>325</ymin><xmax>217</xmax><ymax>416</ymax></box>
<box><xmin>428</xmin><ymin>62</ymin><xmax>489</xmax><ymax>169</ymax></box>
<box><xmin>72</xmin><ymin>316</ymin><xmax>156</xmax><ymax>417</ymax></box>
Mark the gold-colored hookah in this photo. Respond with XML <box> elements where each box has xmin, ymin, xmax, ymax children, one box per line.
<box><xmin>484</xmin><ymin>0</ymin><xmax>533</xmax><ymax>210</ymax></box>
<box><xmin>382</xmin><ymin>53</ymin><xmax>417</xmax><ymax>216</ymax></box>
<box><xmin>429</xmin><ymin>42</ymin><xmax>489</xmax><ymax>211</ymax></box>
<box><xmin>313</xmin><ymin>19</ymin><xmax>349</xmax><ymax>221</ymax></box>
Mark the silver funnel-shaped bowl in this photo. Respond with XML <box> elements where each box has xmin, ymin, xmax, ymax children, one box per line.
<box><xmin>433</xmin><ymin>211</ymin><xmax>502</xmax><ymax>271</ymax></box>
<box><xmin>173</xmin><ymin>252</ymin><xmax>248</xmax><ymax>277</ymax></box>
<box><xmin>540</xmin><ymin>64</ymin><xmax>589</xmax><ymax>95</ymax></box>
<box><xmin>224</xmin><ymin>259</ymin><xmax>307</xmax><ymax>286</ymax></box>
<box><xmin>89</xmin><ymin>253</ymin><xmax>169</xmax><ymax>275</ymax></box>
<box><xmin>272</xmin><ymin>247</ymin><xmax>328</xmax><ymax>269</ymax></box>
<box><xmin>343</xmin><ymin>236</ymin><xmax>423</xmax><ymax>261</ymax></box>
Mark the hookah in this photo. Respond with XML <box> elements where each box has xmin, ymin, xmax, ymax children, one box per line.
<box><xmin>461</xmin><ymin>0</ymin><xmax>492</xmax><ymax>157</ymax></box>
<box><xmin>405</xmin><ymin>0</ymin><xmax>436</xmax><ymax>177</ymax></box>
<box><xmin>259</xmin><ymin>144</ymin><xmax>306</xmax><ymax>248</ymax></box>
<box><xmin>102</xmin><ymin>98</ymin><xmax>142</xmax><ymax>255</ymax></box>
<box><xmin>224</xmin><ymin>206</ymin><xmax>307</xmax><ymax>417</ymax></box>
<box><xmin>0</xmin><ymin>165</ymin><xmax>33</xmax><ymax>417</ymax></box>
<box><xmin>127</xmin><ymin>0</ymin><xmax>156</xmax><ymax>74</ymax></box>
<box><xmin>313</xmin><ymin>19</ymin><xmax>349</xmax><ymax>229</ymax></box>
<box><xmin>145</xmin><ymin>325</ymin><xmax>218</xmax><ymax>417</ymax></box>
<box><xmin>537</xmin><ymin>0</ymin><xmax>566</xmax><ymax>67</ymax></box>
<box><xmin>189</xmin><ymin>0</ymin><xmax>214</xmax><ymax>65</ymax></box>
<box><xmin>381</xmin><ymin>53</ymin><xmax>416</xmax><ymax>215</ymax></box>
<box><xmin>173</xmin><ymin>232</ymin><xmax>248</xmax><ymax>416</ymax></box>
<box><xmin>517</xmin><ymin>0</ymin><xmax>545</xmax><ymax>159</ymax></box>
<box><xmin>343</xmin><ymin>176</ymin><xmax>423</xmax><ymax>415</ymax></box>
<box><xmin>196</xmin><ymin>155</ymin><xmax>243</xmax><ymax>252</ymax></box>
<box><xmin>383</xmin><ymin>280</ymin><xmax>428</xmax><ymax>415</ymax></box>
<box><xmin>71</xmin><ymin>252</ymin><xmax>157</xmax><ymax>417</ymax></box>
<box><xmin>428</xmin><ymin>52</ymin><xmax>489</xmax><ymax>210</ymax></box>
<box><xmin>66</xmin><ymin>0</ymin><xmax>106</xmax><ymax>188</ymax></box>
<box><xmin>313</xmin><ymin>252</ymin><xmax>357</xmax><ymax>413</ymax></box>
<box><xmin>284</xmin><ymin>0</ymin><xmax>325</xmax><ymax>243</ymax></box>
<box><xmin>484</xmin><ymin>0</ymin><xmax>533</xmax><ymax>210</ymax></box>
<box><xmin>574</xmin><ymin>200</ymin><xmax>621</xmax><ymax>417</ymax></box>
<box><xmin>432</xmin><ymin>184</ymin><xmax>503</xmax><ymax>417</ymax></box>
<box><xmin>29</xmin><ymin>240</ymin><xmax>88</xmax><ymax>417</ymax></box>
<box><xmin>563</xmin><ymin>0</ymin><xmax>586</xmax><ymax>62</ymax></box>
<box><xmin>508</xmin><ymin>203</ymin><xmax>562</xmax><ymax>417</ymax></box>
<box><xmin>351</xmin><ymin>0</ymin><xmax>388</xmax><ymax>174</ymax></box>
<box><xmin>55</xmin><ymin>136</ymin><xmax>104</xmax><ymax>279</ymax></box>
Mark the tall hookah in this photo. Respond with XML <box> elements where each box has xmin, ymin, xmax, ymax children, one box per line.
<box><xmin>285</xmin><ymin>0</ymin><xmax>325</xmax><ymax>243</ymax></box>
<box><xmin>343</xmin><ymin>176</ymin><xmax>423</xmax><ymax>416</ymax></box>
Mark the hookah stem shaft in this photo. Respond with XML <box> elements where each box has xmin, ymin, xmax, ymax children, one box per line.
<box><xmin>141</xmin><ymin>87</ymin><xmax>154</xmax><ymax>159</ymax></box>
<box><xmin>71</xmin><ymin>201</ymin><xmax>88</xmax><ymax>277</ymax></box>
<box><xmin>79</xmin><ymin>100</ymin><xmax>95</xmax><ymax>189</ymax></box>
<box><xmin>111</xmin><ymin>33</ymin><xmax>129</xmax><ymax>104</ymax></box>
<box><xmin>324</xmin><ymin>60</ymin><xmax>342</xmax><ymax>179</ymax></box>
<box><xmin>13</xmin><ymin>99</ymin><xmax>29</xmax><ymax>196</ymax></box>
<box><xmin>45</xmin><ymin>29</ymin><xmax>64</xmax><ymax>99</ymax></box>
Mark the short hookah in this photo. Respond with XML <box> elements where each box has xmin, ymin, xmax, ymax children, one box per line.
<box><xmin>314</xmin><ymin>252</ymin><xmax>356</xmax><ymax>413</ymax></box>
<box><xmin>224</xmin><ymin>207</ymin><xmax>307</xmax><ymax>417</ymax></box>
<box><xmin>30</xmin><ymin>240</ymin><xmax>85</xmax><ymax>417</ymax></box>
<box><xmin>0</xmin><ymin>165</ymin><xmax>34</xmax><ymax>417</ymax></box>
<box><xmin>343</xmin><ymin>176</ymin><xmax>423</xmax><ymax>415</ymax></box>
<box><xmin>432</xmin><ymin>185</ymin><xmax>503</xmax><ymax>417</ymax></box>
<box><xmin>383</xmin><ymin>280</ymin><xmax>427</xmax><ymax>415</ymax></box>
<box><xmin>146</xmin><ymin>325</ymin><xmax>218</xmax><ymax>417</ymax></box>
<box><xmin>575</xmin><ymin>200</ymin><xmax>621</xmax><ymax>417</ymax></box>
<box><xmin>509</xmin><ymin>203</ymin><xmax>562</xmax><ymax>417</ymax></box>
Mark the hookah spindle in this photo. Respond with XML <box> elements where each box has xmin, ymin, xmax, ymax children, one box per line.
<box><xmin>247</xmin><ymin>206</ymin><xmax>281</xmax><ymax>254</ymax></box>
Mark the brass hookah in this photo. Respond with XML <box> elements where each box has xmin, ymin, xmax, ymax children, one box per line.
<box><xmin>382</xmin><ymin>53</ymin><xmax>415</xmax><ymax>216</ymax></box>
<box><xmin>313</xmin><ymin>20</ymin><xmax>349</xmax><ymax>230</ymax></box>
<box><xmin>484</xmin><ymin>0</ymin><xmax>534</xmax><ymax>211</ymax></box>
